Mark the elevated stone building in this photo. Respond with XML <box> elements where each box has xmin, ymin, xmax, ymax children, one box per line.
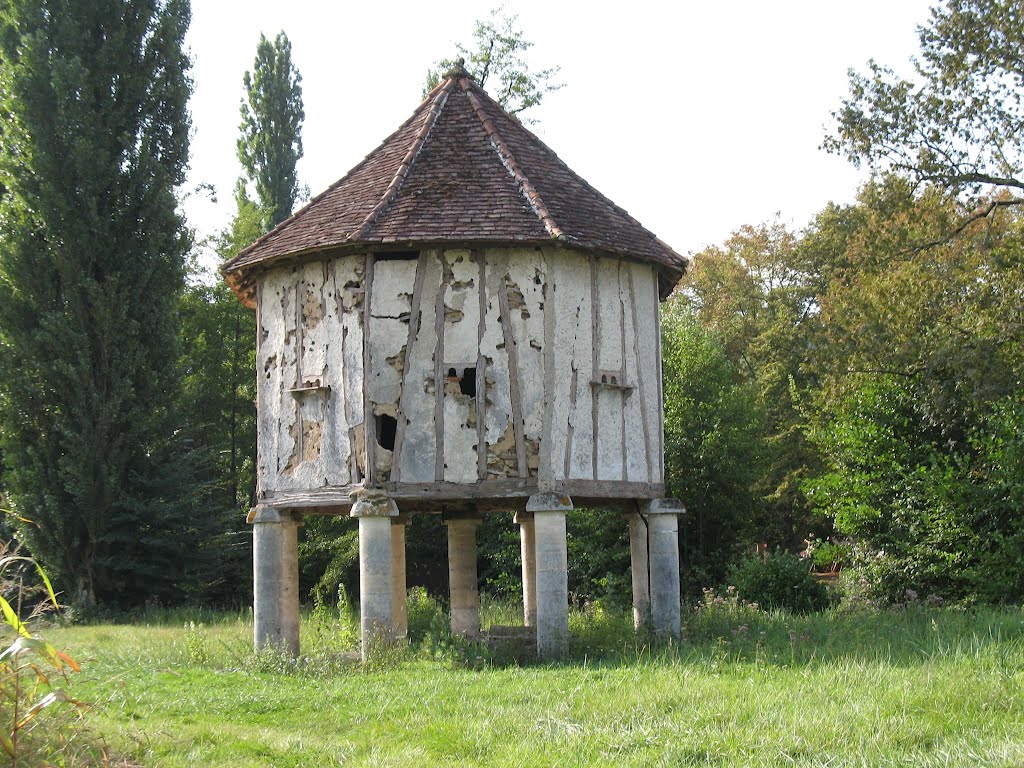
<box><xmin>223</xmin><ymin>63</ymin><xmax>687</xmax><ymax>659</ymax></box>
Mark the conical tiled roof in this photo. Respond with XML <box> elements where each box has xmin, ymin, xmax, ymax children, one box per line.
<box><xmin>222</xmin><ymin>64</ymin><xmax>687</xmax><ymax>306</ymax></box>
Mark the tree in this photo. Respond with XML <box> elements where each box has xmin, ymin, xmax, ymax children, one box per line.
<box><xmin>237</xmin><ymin>31</ymin><xmax>304</xmax><ymax>230</ymax></box>
<box><xmin>660</xmin><ymin>301</ymin><xmax>765</xmax><ymax>596</ymax></box>
<box><xmin>0</xmin><ymin>0</ymin><xmax>203</xmax><ymax>606</ymax></box>
<box><xmin>424</xmin><ymin>7</ymin><xmax>562</xmax><ymax>117</ymax></box>
<box><xmin>826</xmin><ymin>0</ymin><xmax>1024</xmax><ymax>231</ymax></box>
<box><xmin>175</xmin><ymin>33</ymin><xmax>307</xmax><ymax>603</ymax></box>
<box><xmin>682</xmin><ymin>220</ymin><xmax>827</xmax><ymax>552</ymax></box>
<box><xmin>801</xmin><ymin>179</ymin><xmax>1024</xmax><ymax>602</ymax></box>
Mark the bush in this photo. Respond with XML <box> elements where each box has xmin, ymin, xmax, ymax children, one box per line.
<box><xmin>405</xmin><ymin>587</ymin><xmax>448</xmax><ymax>644</ymax></box>
<box><xmin>727</xmin><ymin>551</ymin><xmax>829</xmax><ymax>613</ymax></box>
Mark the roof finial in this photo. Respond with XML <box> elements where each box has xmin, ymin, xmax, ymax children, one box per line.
<box><xmin>445</xmin><ymin>57</ymin><xmax>469</xmax><ymax>80</ymax></box>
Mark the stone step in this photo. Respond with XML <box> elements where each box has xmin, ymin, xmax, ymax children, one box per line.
<box><xmin>483</xmin><ymin>625</ymin><xmax>537</xmax><ymax>654</ymax></box>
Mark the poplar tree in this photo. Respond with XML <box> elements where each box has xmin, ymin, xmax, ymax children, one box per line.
<box><xmin>0</xmin><ymin>0</ymin><xmax>199</xmax><ymax>606</ymax></box>
<box><xmin>237</xmin><ymin>31</ymin><xmax>305</xmax><ymax>230</ymax></box>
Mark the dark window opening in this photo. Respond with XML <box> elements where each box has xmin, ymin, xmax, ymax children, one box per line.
<box><xmin>376</xmin><ymin>413</ymin><xmax>397</xmax><ymax>451</ymax></box>
<box><xmin>448</xmin><ymin>367</ymin><xmax>458</xmax><ymax>378</ymax></box>
<box><xmin>375</xmin><ymin>250</ymin><xmax>419</xmax><ymax>261</ymax></box>
<box><xmin>459</xmin><ymin>367</ymin><xmax>477</xmax><ymax>397</ymax></box>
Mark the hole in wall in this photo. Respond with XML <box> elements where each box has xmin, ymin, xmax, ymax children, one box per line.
<box><xmin>376</xmin><ymin>413</ymin><xmax>397</xmax><ymax>451</ymax></box>
<box><xmin>460</xmin><ymin>367</ymin><xmax>477</xmax><ymax>397</ymax></box>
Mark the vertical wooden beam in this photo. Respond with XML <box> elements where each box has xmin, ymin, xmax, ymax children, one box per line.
<box><xmin>590</xmin><ymin>255</ymin><xmax>600</xmax><ymax>481</ymax></box>
<box><xmin>628</xmin><ymin>265</ymin><xmax>653</xmax><ymax>480</ymax></box>
<box><xmin>329</xmin><ymin>262</ymin><xmax>356</xmax><ymax>484</ymax></box>
<box><xmin>390</xmin><ymin>252</ymin><xmax>428</xmax><ymax>482</ymax></box>
<box><xmin>563</xmin><ymin>365</ymin><xmax>578</xmax><ymax>478</ymax></box>
<box><xmin>475</xmin><ymin>250</ymin><xmax>488</xmax><ymax>481</ymax></box>
<box><xmin>540</xmin><ymin>249</ymin><xmax>556</xmax><ymax>486</ymax></box>
<box><xmin>497</xmin><ymin>274</ymin><xmax>529</xmax><ymax>479</ymax></box>
<box><xmin>619</xmin><ymin>261</ymin><xmax>628</xmax><ymax>482</ymax></box>
<box><xmin>653</xmin><ymin>271</ymin><xmax>665</xmax><ymax>483</ymax></box>
<box><xmin>294</xmin><ymin>282</ymin><xmax>304</xmax><ymax>463</ymax></box>
<box><xmin>255</xmin><ymin>279</ymin><xmax>264</xmax><ymax>497</ymax></box>
<box><xmin>433</xmin><ymin>257</ymin><xmax>448</xmax><ymax>482</ymax></box>
<box><xmin>363</xmin><ymin>253</ymin><xmax>377</xmax><ymax>484</ymax></box>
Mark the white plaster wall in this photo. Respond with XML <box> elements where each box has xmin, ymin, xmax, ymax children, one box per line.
<box><xmin>257</xmin><ymin>255</ymin><xmax>364</xmax><ymax>493</ymax></box>
<box><xmin>255</xmin><ymin>247</ymin><xmax>665</xmax><ymax>496</ymax></box>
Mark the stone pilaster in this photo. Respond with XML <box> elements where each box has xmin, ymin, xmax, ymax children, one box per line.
<box><xmin>391</xmin><ymin>515</ymin><xmax>409</xmax><ymax>639</ymax></box>
<box><xmin>527</xmin><ymin>493</ymin><xmax>573</xmax><ymax>658</ymax></box>
<box><xmin>250</xmin><ymin>505</ymin><xmax>302</xmax><ymax>657</ymax></box>
<box><xmin>625</xmin><ymin>511</ymin><xmax>651</xmax><ymax>629</ymax></box>
<box><xmin>444</xmin><ymin>514</ymin><xmax>482</xmax><ymax>638</ymax></box>
<box><xmin>641</xmin><ymin>498</ymin><xmax>685</xmax><ymax>639</ymax></box>
<box><xmin>351</xmin><ymin>490</ymin><xmax>399</xmax><ymax>660</ymax></box>
<box><xmin>514</xmin><ymin>511</ymin><xmax>537</xmax><ymax>628</ymax></box>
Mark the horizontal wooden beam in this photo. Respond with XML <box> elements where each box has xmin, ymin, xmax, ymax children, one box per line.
<box><xmin>260</xmin><ymin>479</ymin><xmax>665</xmax><ymax>512</ymax></box>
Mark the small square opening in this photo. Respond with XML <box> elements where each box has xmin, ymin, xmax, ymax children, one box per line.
<box><xmin>376</xmin><ymin>413</ymin><xmax>397</xmax><ymax>451</ymax></box>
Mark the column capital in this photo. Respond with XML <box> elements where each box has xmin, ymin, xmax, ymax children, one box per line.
<box><xmin>526</xmin><ymin>492</ymin><xmax>573</xmax><ymax>512</ymax></box>
<box><xmin>247</xmin><ymin>505</ymin><xmax>302</xmax><ymax>525</ymax></box>
<box><xmin>513</xmin><ymin>511</ymin><xmax>533</xmax><ymax>525</ymax></box>
<box><xmin>641</xmin><ymin>498</ymin><xmax>686</xmax><ymax>516</ymax></box>
<box><xmin>350</xmin><ymin>489</ymin><xmax>399</xmax><ymax>518</ymax></box>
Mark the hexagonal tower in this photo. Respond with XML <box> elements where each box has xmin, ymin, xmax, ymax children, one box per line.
<box><xmin>223</xmin><ymin>63</ymin><xmax>687</xmax><ymax>659</ymax></box>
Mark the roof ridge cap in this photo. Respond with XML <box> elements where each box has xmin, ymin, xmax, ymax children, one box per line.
<box><xmin>460</xmin><ymin>78</ymin><xmax>568</xmax><ymax>243</ymax></box>
<box><xmin>349</xmin><ymin>78</ymin><xmax>455</xmax><ymax>241</ymax></box>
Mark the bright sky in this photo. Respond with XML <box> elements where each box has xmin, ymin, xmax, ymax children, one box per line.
<box><xmin>185</xmin><ymin>0</ymin><xmax>935</xmax><ymax>268</ymax></box>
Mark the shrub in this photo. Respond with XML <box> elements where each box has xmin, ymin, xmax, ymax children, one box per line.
<box><xmin>405</xmin><ymin>587</ymin><xmax>448</xmax><ymax>644</ymax></box>
<box><xmin>727</xmin><ymin>551</ymin><xmax>829</xmax><ymax>613</ymax></box>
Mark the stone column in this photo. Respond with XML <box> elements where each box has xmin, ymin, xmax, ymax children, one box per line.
<box><xmin>514</xmin><ymin>511</ymin><xmax>537</xmax><ymax>627</ymax></box>
<box><xmin>391</xmin><ymin>516</ymin><xmax>409</xmax><ymax>640</ymax></box>
<box><xmin>350</xmin><ymin>490</ymin><xmax>399</xmax><ymax>660</ymax></box>
<box><xmin>527</xmin><ymin>493</ymin><xmax>572</xmax><ymax>658</ymax></box>
<box><xmin>625</xmin><ymin>511</ymin><xmax>651</xmax><ymax>629</ymax></box>
<box><xmin>642</xmin><ymin>498</ymin><xmax>685</xmax><ymax>639</ymax></box>
<box><xmin>445</xmin><ymin>514</ymin><xmax>482</xmax><ymax>638</ymax></box>
<box><xmin>250</xmin><ymin>505</ymin><xmax>301</xmax><ymax>657</ymax></box>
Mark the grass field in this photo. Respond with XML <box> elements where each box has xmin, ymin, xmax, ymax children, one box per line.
<box><xmin>34</xmin><ymin>599</ymin><xmax>1024</xmax><ymax>767</ymax></box>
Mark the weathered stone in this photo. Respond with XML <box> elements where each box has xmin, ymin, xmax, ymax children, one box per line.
<box><xmin>643</xmin><ymin>499</ymin><xmax>685</xmax><ymax>639</ymax></box>
<box><xmin>445</xmin><ymin>515</ymin><xmax>482</xmax><ymax>638</ymax></box>
<box><xmin>251</xmin><ymin>506</ymin><xmax>301</xmax><ymax>657</ymax></box>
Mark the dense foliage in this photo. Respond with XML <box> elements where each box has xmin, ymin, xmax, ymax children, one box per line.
<box><xmin>0</xmin><ymin>0</ymin><xmax>1021</xmax><ymax>612</ymax></box>
<box><xmin>0</xmin><ymin>0</ymin><xmax>214</xmax><ymax>607</ymax></box>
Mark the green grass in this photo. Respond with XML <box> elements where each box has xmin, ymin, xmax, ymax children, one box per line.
<box><xmin>35</xmin><ymin>601</ymin><xmax>1024</xmax><ymax>767</ymax></box>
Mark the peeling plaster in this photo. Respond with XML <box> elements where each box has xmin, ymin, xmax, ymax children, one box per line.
<box><xmin>254</xmin><ymin>247</ymin><xmax>665</xmax><ymax>497</ymax></box>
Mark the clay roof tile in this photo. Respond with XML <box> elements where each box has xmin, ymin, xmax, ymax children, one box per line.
<box><xmin>223</xmin><ymin>71</ymin><xmax>687</xmax><ymax>306</ymax></box>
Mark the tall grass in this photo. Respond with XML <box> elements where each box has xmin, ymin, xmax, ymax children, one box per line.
<box><xmin>45</xmin><ymin>596</ymin><xmax>1024</xmax><ymax>767</ymax></box>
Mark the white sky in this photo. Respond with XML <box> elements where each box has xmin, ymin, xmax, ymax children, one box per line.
<box><xmin>184</xmin><ymin>0</ymin><xmax>934</xmax><ymax>268</ymax></box>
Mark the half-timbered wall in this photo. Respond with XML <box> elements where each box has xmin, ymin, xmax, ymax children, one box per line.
<box><xmin>256</xmin><ymin>247</ymin><xmax>664</xmax><ymax>501</ymax></box>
